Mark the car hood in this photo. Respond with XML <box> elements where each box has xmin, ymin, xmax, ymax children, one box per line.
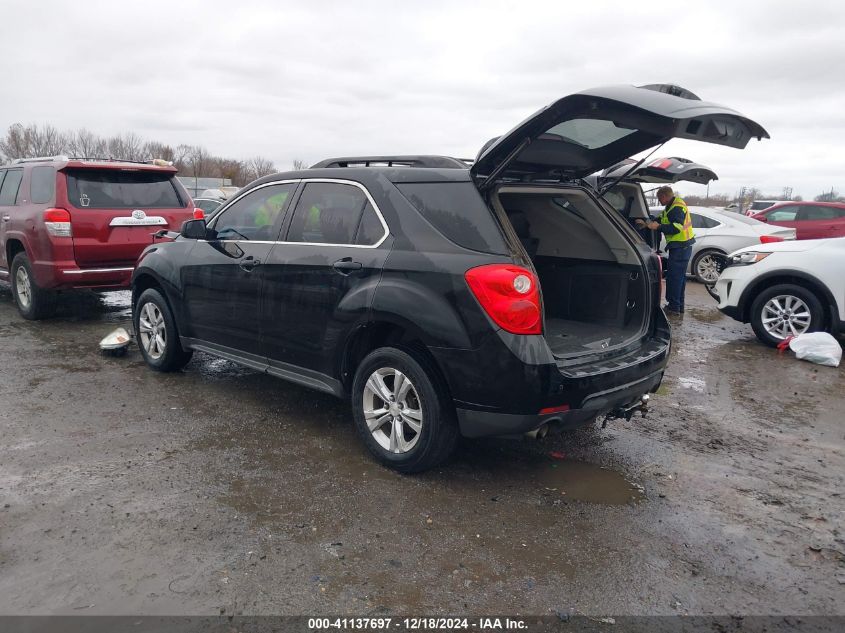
<box><xmin>472</xmin><ymin>83</ymin><xmax>768</xmax><ymax>186</ymax></box>
<box><xmin>731</xmin><ymin>238</ymin><xmax>837</xmax><ymax>255</ymax></box>
<box><xmin>599</xmin><ymin>156</ymin><xmax>718</xmax><ymax>185</ymax></box>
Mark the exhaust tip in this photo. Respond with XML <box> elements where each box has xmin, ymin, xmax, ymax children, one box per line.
<box><xmin>525</xmin><ymin>423</ymin><xmax>549</xmax><ymax>440</ymax></box>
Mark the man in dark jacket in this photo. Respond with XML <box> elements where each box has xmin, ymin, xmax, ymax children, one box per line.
<box><xmin>637</xmin><ymin>186</ymin><xmax>696</xmax><ymax>314</ymax></box>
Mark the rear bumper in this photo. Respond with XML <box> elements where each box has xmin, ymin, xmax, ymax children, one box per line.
<box><xmin>456</xmin><ymin>368</ymin><xmax>664</xmax><ymax>438</ymax></box>
<box><xmin>33</xmin><ymin>262</ymin><xmax>134</xmax><ymax>289</ymax></box>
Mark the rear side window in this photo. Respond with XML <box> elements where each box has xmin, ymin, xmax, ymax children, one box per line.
<box><xmin>799</xmin><ymin>205</ymin><xmax>838</xmax><ymax>221</ymax></box>
<box><xmin>690</xmin><ymin>213</ymin><xmax>720</xmax><ymax>229</ymax></box>
<box><xmin>30</xmin><ymin>166</ymin><xmax>56</xmax><ymax>204</ymax></box>
<box><xmin>0</xmin><ymin>169</ymin><xmax>23</xmax><ymax>205</ymax></box>
<box><xmin>396</xmin><ymin>182</ymin><xmax>507</xmax><ymax>254</ymax></box>
<box><xmin>66</xmin><ymin>169</ymin><xmax>186</xmax><ymax>209</ymax></box>
<box><xmin>767</xmin><ymin>206</ymin><xmax>798</xmax><ymax>222</ymax></box>
<box><xmin>286</xmin><ymin>182</ymin><xmax>385</xmax><ymax>246</ymax></box>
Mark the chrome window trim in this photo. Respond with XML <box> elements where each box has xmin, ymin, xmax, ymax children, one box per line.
<box><xmin>207</xmin><ymin>177</ymin><xmax>390</xmax><ymax>249</ymax></box>
<box><xmin>63</xmin><ymin>267</ymin><xmax>135</xmax><ymax>275</ymax></box>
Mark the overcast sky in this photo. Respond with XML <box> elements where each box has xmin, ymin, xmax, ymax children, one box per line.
<box><xmin>2</xmin><ymin>0</ymin><xmax>843</xmax><ymax>199</ymax></box>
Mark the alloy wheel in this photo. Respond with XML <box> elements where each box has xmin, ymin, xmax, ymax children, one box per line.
<box><xmin>696</xmin><ymin>253</ymin><xmax>721</xmax><ymax>283</ymax></box>
<box><xmin>15</xmin><ymin>266</ymin><xmax>32</xmax><ymax>309</ymax></box>
<box><xmin>138</xmin><ymin>301</ymin><xmax>167</xmax><ymax>360</ymax></box>
<box><xmin>761</xmin><ymin>294</ymin><xmax>812</xmax><ymax>340</ymax></box>
<box><xmin>363</xmin><ymin>367</ymin><xmax>423</xmax><ymax>454</ymax></box>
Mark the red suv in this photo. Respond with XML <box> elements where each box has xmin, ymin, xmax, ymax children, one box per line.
<box><xmin>0</xmin><ymin>156</ymin><xmax>195</xmax><ymax>319</ymax></box>
<box><xmin>753</xmin><ymin>201</ymin><xmax>845</xmax><ymax>240</ymax></box>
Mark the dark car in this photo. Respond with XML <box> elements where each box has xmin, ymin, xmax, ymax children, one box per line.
<box><xmin>752</xmin><ymin>201</ymin><xmax>845</xmax><ymax>240</ymax></box>
<box><xmin>131</xmin><ymin>83</ymin><xmax>767</xmax><ymax>472</ymax></box>
<box><xmin>0</xmin><ymin>156</ymin><xmax>195</xmax><ymax>319</ymax></box>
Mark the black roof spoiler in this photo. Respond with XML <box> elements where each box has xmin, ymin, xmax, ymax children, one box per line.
<box><xmin>311</xmin><ymin>155</ymin><xmax>470</xmax><ymax>169</ymax></box>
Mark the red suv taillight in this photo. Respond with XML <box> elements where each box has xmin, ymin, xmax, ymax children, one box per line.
<box><xmin>760</xmin><ymin>235</ymin><xmax>784</xmax><ymax>244</ymax></box>
<box><xmin>465</xmin><ymin>264</ymin><xmax>542</xmax><ymax>335</ymax></box>
<box><xmin>44</xmin><ymin>208</ymin><xmax>72</xmax><ymax>238</ymax></box>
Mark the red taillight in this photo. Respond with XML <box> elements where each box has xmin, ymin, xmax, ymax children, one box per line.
<box><xmin>193</xmin><ymin>208</ymin><xmax>204</xmax><ymax>220</ymax></box>
<box><xmin>44</xmin><ymin>208</ymin><xmax>71</xmax><ymax>223</ymax></box>
<box><xmin>465</xmin><ymin>264</ymin><xmax>542</xmax><ymax>335</ymax></box>
<box><xmin>43</xmin><ymin>207</ymin><xmax>72</xmax><ymax>238</ymax></box>
<box><xmin>649</xmin><ymin>158</ymin><xmax>672</xmax><ymax>170</ymax></box>
<box><xmin>540</xmin><ymin>404</ymin><xmax>570</xmax><ymax>415</ymax></box>
<box><xmin>760</xmin><ymin>235</ymin><xmax>784</xmax><ymax>244</ymax></box>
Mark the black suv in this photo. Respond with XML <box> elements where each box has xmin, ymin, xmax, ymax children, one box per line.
<box><xmin>131</xmin><ymin>84</ymin><xmax>767</xmax><ymax>472</ymax></box>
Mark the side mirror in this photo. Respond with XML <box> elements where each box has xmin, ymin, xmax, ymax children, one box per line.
<box><xmin>181</xmin><ymin>218</ymin><xmax>208</xmax><ymax>239</ymax></box>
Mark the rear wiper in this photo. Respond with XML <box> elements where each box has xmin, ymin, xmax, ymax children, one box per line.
<box><xmin>597</xmin><ymin>142</ymin><xmax>666</xmax><ymax>196</ymax></box>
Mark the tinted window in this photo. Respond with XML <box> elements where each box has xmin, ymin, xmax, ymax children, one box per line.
<box><xmin>545</xmin><ymin>118</ymin><xmax>636</xmax><ymax>149</ymax></box>
<box><xmin>396</xmin><ymin>182</ymin><xmax>507</xmax><ymax>254</ymax></box>
<box><xmin>0</xmin><ymin>169</ymin><xmax>23</xmax><ymax>205</ymax></box>
<box><xmin>766</xmin><ymin>206</ymin><xmax>799</xmax><ymax>222</ymax></box>
<box><xmin>30</xmin><ymin>166</ymin><xmax>56</xmax><ymax>204</ymax></box>
<box><xmin>799</xmin><ymin>205</ymin><xmax>838</xmax><ymax>221</ymax></box>
<box><xmin>690</xmin><ymin>213</ymin><xmax>719</xmax><ymax>229</ymax></box>
<box><xmin>286</xmin><ymin>182</ymin><xmax>382</xmax><ymax>245</ymax></box>
<box><xmin>355</xmin><ymin>203</ymin><xmax>385</xmax><ymax>245</ymax></box>
<box><xmin>66</xmin><ymin>169</ymin><xmax>185</xmax><ymax>209</ymax></box>
<box><xmin>750</xmin><ymin>201</ymin><xmax>776</xmax><ymax>211</ymax></box>
<box><xmin>212</xmin><ymin>184</ymin><xmax>294</xmax><ymax>241</ymax></box>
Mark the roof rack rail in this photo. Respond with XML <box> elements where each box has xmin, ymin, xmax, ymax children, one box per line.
<box><xmin>310</xmin><ymin>155</ymin><xmax>469</xmax><ymax>169</ymax></box>
<box><xmin>9</xmin><ymin>156</ymin><xmax>173</xmax><ymax>167</ymax></box>
<box><xmin>67</xmin><ymin>156</ymin><xmax>173</xmax><ymax>166</ymax></box>
<box><xmin>11</xmin><ymin>155</ymin><xmax>69</xmax><ymax>164</ymax></box>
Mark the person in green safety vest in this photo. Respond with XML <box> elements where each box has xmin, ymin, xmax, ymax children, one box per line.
<box><xmin>254</xmin><ymin>190</ymin><xmax>290</xmax><ymax>228</ymax></box>
<box><xmin>637</xmin><ymin>186</ymin><xmax>696</xmax><ymax>315</ymax></box>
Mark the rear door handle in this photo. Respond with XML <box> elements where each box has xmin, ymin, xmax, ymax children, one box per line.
<box><xmin>239</xmin><ymin>256</ymin><xmax>261</xmax><ymax>271</ymax></box>
<box><xmin>2</xmin><ymin>216</ymin><xmax>9</xmax><ymax>222</ymax></box>
<box><xmin>332</xmin><ymin>258</ymin><xmax>363</xmax><ymax>274</ymax></box>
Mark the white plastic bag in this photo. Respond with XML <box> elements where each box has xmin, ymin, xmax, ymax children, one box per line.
<box><xmin>788</xmin><ymin>332</ymin><xmax>843</xmax><ymax>367</ymax></box>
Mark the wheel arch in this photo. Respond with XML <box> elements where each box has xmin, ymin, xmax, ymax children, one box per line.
<box><xmin>338</xmin><ymin>320</ymin><xmax>453</xmax><ymax>400</ymax></box>
<box><xmin>5</xmin><ymin>237</ymin><xmax>28</xmax><ymax>268</ymax></box>
<box><xmin>739</xmin><ymin>271</ymin><xmax>836</xmax><ymax>326</ymax></box>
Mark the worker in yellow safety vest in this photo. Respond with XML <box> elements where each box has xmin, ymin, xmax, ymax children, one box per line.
<box><xmin>637</xmin><ymin>186</ymin><xmax>696</xmax><ymax>314</ymax></box>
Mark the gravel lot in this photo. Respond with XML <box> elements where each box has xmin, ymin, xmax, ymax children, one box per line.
<box><xmin>0</xmin><ymin>282</ymin><xmax>843</xmax><ymax>616</ymax></box>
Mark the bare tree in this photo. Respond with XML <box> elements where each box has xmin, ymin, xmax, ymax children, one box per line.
<box><xmin>814</xmin><ymin>189</ymin><xmax>843</xmax><ymax>202</ymax></box>
<box><xmin>142</xmin><ymin>141</ymin><xmax>175</xmax><ymax>162</ymax></box>
<box><xmin>0</xmin><ymin>123</ymin><xmax>30</xmax><ymax>159</ymax></box>
<box><xmin>69</xmin><ymin>128</ymin><xmax>106</xmax><ymax>158</ymax></box>
<box><xmin>244</xmin><ymin>156</ymin><xmax>276</xmax><ymax>182</ymax></box>
<box><xmin>187</xmin><ymin>145</ymin><xmax>211</xmax><ymax>179</ymax></box>
<box><xmin>292</xmin><ymin>158</ymin><xmax>309</xmax><ymax>170</ymax></box>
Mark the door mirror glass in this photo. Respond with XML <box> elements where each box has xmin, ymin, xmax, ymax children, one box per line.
<box><xmin>181</xmin><ymin>218</ymin><xmax>208</xmax><ymax>239</ymax></box>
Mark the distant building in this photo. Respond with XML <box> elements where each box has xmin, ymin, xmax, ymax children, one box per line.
<box><xmin>178</xmin><ymin>176</ymin><xmax>232</xmax><ymax>198</ymax></box>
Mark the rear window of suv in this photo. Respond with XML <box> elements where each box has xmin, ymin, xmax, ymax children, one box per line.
<box><xmin>396</xmin><ymin>182</ymin><xmax>507</xmax><ymax>254</ymax></box>
<box><xmin>66</xmin><ymin>169</ymin><xmax>186</xmax><ymax>209</ymax></box>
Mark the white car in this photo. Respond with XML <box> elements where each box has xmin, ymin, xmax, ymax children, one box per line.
<box><xmin>715</xmin><ymin>238</ymin><xmax>845</xmax><ymax>346</ymax></box>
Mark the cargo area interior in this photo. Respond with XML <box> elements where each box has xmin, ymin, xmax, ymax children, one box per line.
<box><xmin>495</xmin><ymin>188</ymin><xmax>648</xmax><ymax>359</ymax></box>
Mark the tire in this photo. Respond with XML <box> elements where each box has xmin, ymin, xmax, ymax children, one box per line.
<box><xmin>691</xmin><ymin>249</ymin><xmax>725</xmax><ymax>284</ymax></box>
<box><xmin>351</xmin><ymin>346</ymin><xmax>458</xmax><ymax>473</ymax></box>
<box><xmin>10</xmin><ymin>253</ymin><xmax>56</xmax><ymax>320</ymax></box>
<box><xmin>133</xmin><ymin>288</ymin><xmax>193</xmax><ymax>371</ymax></box>
<box><xmin>749</xmin><ymin>284</ymin><xmax>825</xmax><ymax>347</ymax></box>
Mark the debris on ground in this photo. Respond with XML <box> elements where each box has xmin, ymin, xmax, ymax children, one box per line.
<box><xmin>98</xmin><ymin>327</ymin><xmax>132</xmax><ymax>357</ymax></box>
<box><xmin>779</xmin><ymin>332</ymin><xmax>842</xmax><ymax>367</ymax></box>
